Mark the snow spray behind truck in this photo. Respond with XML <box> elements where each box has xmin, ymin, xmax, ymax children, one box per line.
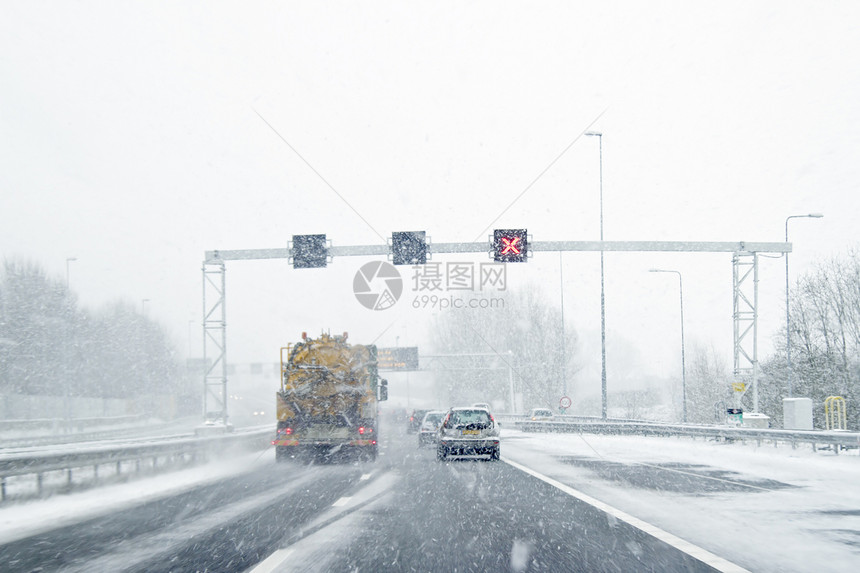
<box><xmin>273</xmin><ymin>332</ymin><xmax>388</xmax><ymax>462</ymax></box>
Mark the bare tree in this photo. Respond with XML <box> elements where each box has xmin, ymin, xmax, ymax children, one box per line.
<box><xmin>429</xmin><ymin>287</ymin><xmax>578</xmax><ymax>412</ymax></box>
<box><xmin>684</xmin><ymin>344</ymin><xmax>731</xmax><ymax>424</ymax></box>
<box><xmin>764</xmin><ymin>247</ymin><xmax>860</xmax><ymax>428</ymax></box>
<box><xmin>0</xmin><ymin>258</ymin><xmax>187</xmax><ymax>416</ymax></box>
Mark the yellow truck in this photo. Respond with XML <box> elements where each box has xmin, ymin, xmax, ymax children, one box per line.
<box><xmin>273</xmin><ymin>332</ymin><xmax>388</xmax><ymax>462</ymax></box>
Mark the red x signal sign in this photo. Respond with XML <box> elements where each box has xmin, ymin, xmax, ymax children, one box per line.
<box><xmin>493</xmin><ymin>229</ymin><xmax>528</xmax><ymax>262</ymax></box>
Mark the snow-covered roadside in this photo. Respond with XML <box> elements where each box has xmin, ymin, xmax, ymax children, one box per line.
<box><xmin>0</xmin><ymin>449</ymin><xmax>275</xmax><ymax>545</ymax></box>
<box><xmin>500</xmin><ymin>428</ymin><xmax>860</xmax><ymax>573</ymax></box>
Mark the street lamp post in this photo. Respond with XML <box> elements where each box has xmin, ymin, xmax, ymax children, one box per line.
<box><xmin>65</xmin><ymin>257</ymin><xmax>77</xmax><ymax>288</ymax></box>
<box><xmin>188</xmin><ymin>319</ymin><xmax>196</xmax><ymax>357</ymax></box>
<box><xmin>508</xmin><ymin>350</ymin><xmax>516</xmax><ymax>414</ymax></box>
<box><xmin>559</xmin><ymin>252</ymin><xmax>567</xmax><ymax>397</ymax></box>
<box><xmin>649</xmin><ymin>269</ymin><xmax>687</xmax><ymax>423</ymax></box>
<box><xmin>63</xmin><ymin>257</ymin><xmax>77</xmax><ymax>428</ymax></box>
<box><xmin>785</xmin><ymin>213</ymin><xmax>823</xmax><ymax>398</ymax></box>
<box><xmin>585</xmin><ymin>131</ymin><xmax>607</xmax><ymax>419</ymax></box>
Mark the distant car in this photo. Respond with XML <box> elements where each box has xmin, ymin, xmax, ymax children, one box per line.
<box><xmin>472</xmin><ymin>402</ymin><xmax>492</xmax><ymax>412</ymax></box>
<box><xmin>418</xmin><ymin>410</ymin><xmax>446</xmax><ymax>447</ymax></box>
<box><xmin>407</xmin><ymin>409</ymin><xmax>432</xmax><ymax>433</ymax></box>
<box><xmin>437</xmin><ymin>407</ymin><xmax>500</xmax><ymax>461</ymax></box>
<box><xmin>529</xmin><ymin>408</ymin><xmax>554</xmax><ymax>421</ymax></box>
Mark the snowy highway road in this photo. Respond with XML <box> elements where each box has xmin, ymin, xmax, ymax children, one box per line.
<box><xmin>0</xmin><ymin>422</ymin><xmax>748</xmax><ymax>573</ymax></box>
<box><xmin>259</xmin><ymin>441</ymin><xmax>729</xmax><ymax>573</ymax></box>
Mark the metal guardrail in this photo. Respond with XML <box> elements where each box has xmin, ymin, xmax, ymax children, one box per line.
<box><xmin>511</xmin><ymin>419</ymin><xmax>860</xmax><ymax>451</ymax></box>
<box><xmin>496</xmin><ymin>413</ymin><xmax>646</xmax><ymax>424</ymax></box>
<box><xmin>0</xmin><ymin>427</ymin><xmax>273</xmax><ymax>502</ymax></box>
<box><xmin>0</xmin><ymin>416</ymin><xmax>203</xmax><ymax>449</ymax></box>
<box><xmin>0</xmin><ymin>415</ymin><xmax>147</xmax><ymax>433</ymax></box>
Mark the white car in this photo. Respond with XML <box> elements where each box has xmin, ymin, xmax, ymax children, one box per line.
<box><xmin>418</xmin><ymin>410</ymin><xmax>446</xmax><ymax>448</ymax></box>
<box><xmin>529</xmin><ymin>408</ymin><xmax>554</xmax><ymax>421</ymax></box>
<box><xmin>437</xmin><ymin>407</ymin><xmax>500</xmax><ymax>461</ymax></box>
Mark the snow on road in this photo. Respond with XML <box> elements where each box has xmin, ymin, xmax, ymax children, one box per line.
<box><xmin>501</xmin><ymin>428</ymin><xmax>860</xmax><ymax>573</ymax></box>
<box><xmin>2</xmin><ymin>429</ymin><xmax>859</xmax><ymax>572</ymax></box>
<box><xmin>0</xmin><ymin>450</ymin><xmax>272</xmax><ymax>545</ymax></box>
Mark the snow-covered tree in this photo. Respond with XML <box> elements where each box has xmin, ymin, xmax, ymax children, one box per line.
<box><xmin>429</xmin><ymin>287</ymin><xmax>578</xmax><ymax>412</ymax></box>
<box><xmin>0</xmin><ymin>259</ymin><xmax>187</xmax><ymax>413</ymax></box>
<box><xmin>683</xmin><ymin>344</ymin><xmax>732</xmax><ymax>424</ymax></box>
<box><xmin>760</xmin><ymin>247</ymin><xmax>860</xmax><ymax>429</ymax></box>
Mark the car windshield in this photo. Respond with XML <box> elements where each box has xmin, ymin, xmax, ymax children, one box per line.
<box><xmin>2</xmin><ymin>3</ymin><xmax>856</xmax><ymax>572</ymax></box>
<box><xmin>444</xmin><ymin>409</ymin><xmax>492</xmax><ymax>429</ymax></box>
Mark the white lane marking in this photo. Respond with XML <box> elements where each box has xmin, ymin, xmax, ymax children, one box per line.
<box><xmin>249</xmin><ymin>471</ymin><xmax>398</xmax><ymax>573</ymax></box>
<box><xmin>59</xmin><ymin>471</ymin><xmax>321</xmax><ymax>573</ymax></box>
<box><xmin>251</xmin><ymin>548</ymin><xmax>294</xmax><ymax>573</ymax></box>
<box><xmin>360</xmin><ymin>473</ymin><xmax>371</xmax><ymax>481</ymax></box>
<box><xmin>502</xmin><ymin>457</ymin><xmax>751</xmax><ymax>573</ymax></box>
<box><xmin>332</xmin><ymin>496</ymin><xmax>352</xmax><ymax>507</ymax></box>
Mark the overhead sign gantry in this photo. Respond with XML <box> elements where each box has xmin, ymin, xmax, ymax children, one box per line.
<box><xmin>201</xmin><ymin>231</ymin><xmax>789</xmax><ymax>425</ymax></box>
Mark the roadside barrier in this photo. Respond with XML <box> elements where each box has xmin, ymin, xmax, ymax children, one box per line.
<box><xmin>0</xmin><ymin>427</ymin><xmax>272</xmax><ymax>502</ymax></box>
<box><xmin>506</xmin><ymin>416</ymin><xmax>860</xmax><ymax>453</ymax></box>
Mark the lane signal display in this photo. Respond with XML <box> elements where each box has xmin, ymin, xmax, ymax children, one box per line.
<box><xmin>291</xmin><ymin>234</ymin><xmax>328</xmax><ymax>268</ymax></box>
<box><xmin>493</xmin><ymin>229</ymin><xmax>528</xmax><ymax>262</ymax></box>
<box><xmin>391</xmin><ymin>231</ymin><xmax>428</xmax><ymax>265</ymax></box>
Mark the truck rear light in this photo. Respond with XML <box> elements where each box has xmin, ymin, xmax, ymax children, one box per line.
<box><xmin>358</xmin><ymin>426</ymin><xmax>365</xmax><ymax>434</ymax></box>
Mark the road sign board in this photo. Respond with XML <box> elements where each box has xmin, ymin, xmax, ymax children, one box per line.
<box><xmin>377</xmin><ymin>346</ymin><xmax>419</xmax><ymax>371</ymax></box>
<box><xmin>727</xmin><ymin>408</ymin><xmax>743</xmax><ymax>426</ymax></box>
<box><xmin>493</xmin><ymin>229</ymin><xmax>528</xmax><ymax>262</ymax></box>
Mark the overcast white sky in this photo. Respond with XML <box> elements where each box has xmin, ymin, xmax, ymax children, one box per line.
<box><xmin>2</xmin><ymin>1</ymin><xmax>858</xmax><ymax>402</ymax></box>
